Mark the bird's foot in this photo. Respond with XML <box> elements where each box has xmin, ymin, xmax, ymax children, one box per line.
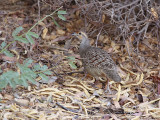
<box><xmin>104</xmin><ymin>83</ymin><xmax>112</xmax><ymax>94</ymax></box>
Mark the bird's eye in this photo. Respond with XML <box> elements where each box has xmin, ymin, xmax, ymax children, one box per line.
<box><xmin>78</xmin><ymin>32</ymin><xmax>81</xmax><ymax>35</ymax></box>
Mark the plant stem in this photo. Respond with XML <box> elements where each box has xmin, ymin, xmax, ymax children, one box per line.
<box><xmin>0</xmin><ymin>6</ymin><xmax>63</xmax><ymax>54</ymax></box>
<box><xmin>27</xmin><ymin>6</ymin><xmax>63</xmax><ymax>33</ymax></box>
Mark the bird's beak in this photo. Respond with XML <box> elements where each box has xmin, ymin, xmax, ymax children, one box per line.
<box><xmin>72</xmin><ymin>33</ymin><xmax>77</xmax><ymax>36</ymax></box>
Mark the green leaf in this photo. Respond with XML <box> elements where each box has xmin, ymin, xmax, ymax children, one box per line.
<box><xmin>21</xmin><ymin>75</ymin><xmax>28</xmax><ymax>87</ymax></box>
<box><xmin>8</xmin><ymin>78</ymin><xmax>17</xmax><ymax>88</ymax></box>
<box><xmin>3</xmin><ymin>50</ymin><xmax>14</xmax><ymax>57</ymax></box>
<box><xmin>0</xmin><ymin>77</ymin><xmax>8</xmax><ymax>89</ymax></box>
<box><xmin>39</xmin><ymin>73</ymin><xmax>49</xmax><ymax>81</ymax></box>
<box><xmin>67</xmin><ymin>56</ymin><xmax>76</xmax><ymax>61</ymax></box>
<box><xmin>23</xmin><ymin>58</ymin><xmax>33</xmax><ymax>67</ymax></box>
<box><xmin>33</xmin><ymin>64</ymin><xmax>41</xmax><ymax>71</ymax></box>
<box><xmin>25</xmin><ymin>34</ymin><xmax>35</xmax><ymax>44</ymax></box>
<box><xmin>58</xmin><ymin>14</ymin><xmax>66</xmax><ymax>21</ymax></box>
<box><xmin>52</xmin><ymin>18</ymin><xmax>60</xmax><ymax>28</ymax></box>
<box><xmin>41</xmin><ymin>65</ymin><xmax>48</xmax><ymax>71</ymax></box>
<box><xmin>12</xmin><ymin>26</ymin><xmax>23</xmax><ymax>37</ymax></box>
<box><xmin>57</xmin><ymin>10</ymin><xmax>67</xmax><ymax>14</ymax></box>
<box><xmin>43</xmin><ymin>70</ymin><xmax>52</xmax><ymax>75</ymax></box>
<box><xmin>14</xmin><ymin>77</ymin><xmax>22</xmax><ymax>85</ymax></box>
<box><xmin>0</xmin><ymin>71</ymin><xmax>18</xmax><ymax>89</ymax></box>
<box><xmin>67</xmin><ymin>56</ymin><xmax>77</xmax><ymax>69</ymax></box>
<box><xmin>1</xmin><ymin>42</ymin><xmax>6</xmax><ymax>49</ymax></box>
<box><xmin>0</xmin><ymin>58</ymin><xmax>52</xmax><ymax>89</ymax></box>
<box><xmin>29</xmin><ymin>71</ymin><xmax>37</xmax><ymax>79</ymax></box>
<box><xmin>16</xmin><ymin>63</ymin><xmax>21</xmax><ymax>69</ymax></box>
<box><xmin>25</xmin><ymin>74</ymin><xmax>37</xmax><ymax>84</ymax></box>
<box><xmin>14</xmin><ymin>36</ymin><xmax>29</xmax><ymax>44</ymax></box>
<box><xmin>28</xmin><ymin>78</ymin><xmax>37</xmax><ymax>85</ymax></box>
<box><xmin>17</xmin><ymin>64</ymin><xmax>36</xmax><ymax>78</ymax></box>
<box><xmin>0</xmin><ymin>68</ymin><xmax>2</xmax><ymax>73</ymax></box>
<box><xmin>27</xmin><ymin>31</ymin><xmax>39</xmax><ymax>38</ymax></box>
<box><xmin>21</xmin><ymin>67</ymin><xmax>32</xmax><ymax>75</ymax></box>
<box><xmin>68</xmin><ymin>61</ymin><xmax>77</xmax><ymax>69</ymax></box>
<box><xmin>33</xmin><ymin>64</ymin><xmax>52</xmax><ymax>75</ymax></box>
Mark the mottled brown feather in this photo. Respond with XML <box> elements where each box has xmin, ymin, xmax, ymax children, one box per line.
<box><xmin>73</xmin><ymin>31</ymin><xmax>121</xmax><ymax>82</ymax></box>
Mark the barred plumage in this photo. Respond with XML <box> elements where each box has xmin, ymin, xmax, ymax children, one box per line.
<box><xmin>73</xmin><ymin>31</ymin><xmax>121</xmax><ymax>83</ymax></box>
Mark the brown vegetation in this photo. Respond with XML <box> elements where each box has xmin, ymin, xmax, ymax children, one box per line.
<box><xmin>0</xmin><ymin>0</ymin><xmax>159</xmax><ymax>119</ymax></box>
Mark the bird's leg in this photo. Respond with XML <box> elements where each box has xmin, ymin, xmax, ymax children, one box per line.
<box><xmin>99</xmin><ymin>77</ymin><xmax>112</xmax><ymax>93</ymax></box>
<box><xmin>104</xmin><ymin>79</ymin><xmax>112</xmax><ymax>94</ymax></box>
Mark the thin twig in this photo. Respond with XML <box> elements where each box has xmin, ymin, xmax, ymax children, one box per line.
<box><xmin>56</xmin><ymin>102</ymin><xmax>80</xmax><ymax>113</ymax></box>
<box><xmin>95</xmin><ymin>26</ymin><xmax>103</xmax><ymax>47</ymax></box>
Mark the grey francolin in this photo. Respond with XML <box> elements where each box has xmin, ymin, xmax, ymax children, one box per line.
<box><xmin>73</xmin><ymin>31</ymin><xmax>121</xmax><ymax>91</ymax></box>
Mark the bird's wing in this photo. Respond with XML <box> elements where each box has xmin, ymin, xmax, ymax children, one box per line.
<box><xmin>82</xmin><ymin>47</ymin><xmax>116</xmax><ymax>71</ymax></box>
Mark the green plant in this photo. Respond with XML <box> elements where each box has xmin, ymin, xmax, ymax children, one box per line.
<box><xmin>13</xmin><ymin>26</ymin><xmax>39</xmax><ymax>44</ymax></box>
<box><xmin>0</xmin><ymin>42</ymin><xmax>14</xmax><ymax>57</ymax></box>
<box><xmin>67</xmin><ymin>56</ymin><xmax>77</xmax><ymax>69</ymax></box>
<box><xmin>57</xmin><ymin>10</ymin><xmax>67</xmax><ymax>21</ymax></box>
<box><xmin>0</xmin><ymin>59</ymin><xmax>52</xmax><ymax>89</ymax></box>
<box><xmin>0</xmin><ymin>7</ymin><xmax>67</xmax><ymax>89</ymax></box>
<box><xmin>0</xmin><ymin>6</ymin><xmax>66</xmax><ymax>55</ymax></box>
<box><xmin>51</xmin><ymin>10</ymin><xmax>67</xmax><ymax>27</ymax></box>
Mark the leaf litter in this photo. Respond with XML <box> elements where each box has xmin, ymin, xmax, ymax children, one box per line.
<box><xmin>0</xmin><ymin>1</ymin><xmax>160</xmax><ymax>120</ymax></box>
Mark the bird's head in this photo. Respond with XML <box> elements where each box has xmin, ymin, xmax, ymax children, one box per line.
<box><xmin>72</xmin><ymin>31</ymin><xmax>88</xmax><ymax>40</ymax></box>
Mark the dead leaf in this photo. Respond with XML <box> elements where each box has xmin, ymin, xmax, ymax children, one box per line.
<box><xmin>14</xmin><ymin>98</ymin><xmax>29</xmax><ymax>107</ymax></box>
<box><xmin>151</xmin><ymin>7</ymin><xmax>158</xmax><ymax>19</ymax></box>
<box><xmin>57</xmin><ymin>29</ymin><xmax>65</xmax><ymax>35</ymax></box>
<box><xmin>42</xmin><ymin>28</ymin><xmax>48</xmax><ymax>39</ymax></box>
<box><xmin>102</xmin><ymin>14</ymin><xmax>105</xmax><ymax>23</ymax></box>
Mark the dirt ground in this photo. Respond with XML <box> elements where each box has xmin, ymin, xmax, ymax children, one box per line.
<box><xmin>0</xmin><ymin>0</ymin><xmax>160</xmax><ymax>120</ymax></box>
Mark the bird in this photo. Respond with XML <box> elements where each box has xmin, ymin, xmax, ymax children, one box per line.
<box><xmin>72</xmin><ymin>31</ymin><xmax>121</xmax><ymax>92</ymax></box>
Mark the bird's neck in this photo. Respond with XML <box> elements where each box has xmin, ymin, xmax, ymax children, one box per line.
<box><xmin>79</xmin><ymin>37</ymin><xmax>90</xmax><ymax>55</ymax></box>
